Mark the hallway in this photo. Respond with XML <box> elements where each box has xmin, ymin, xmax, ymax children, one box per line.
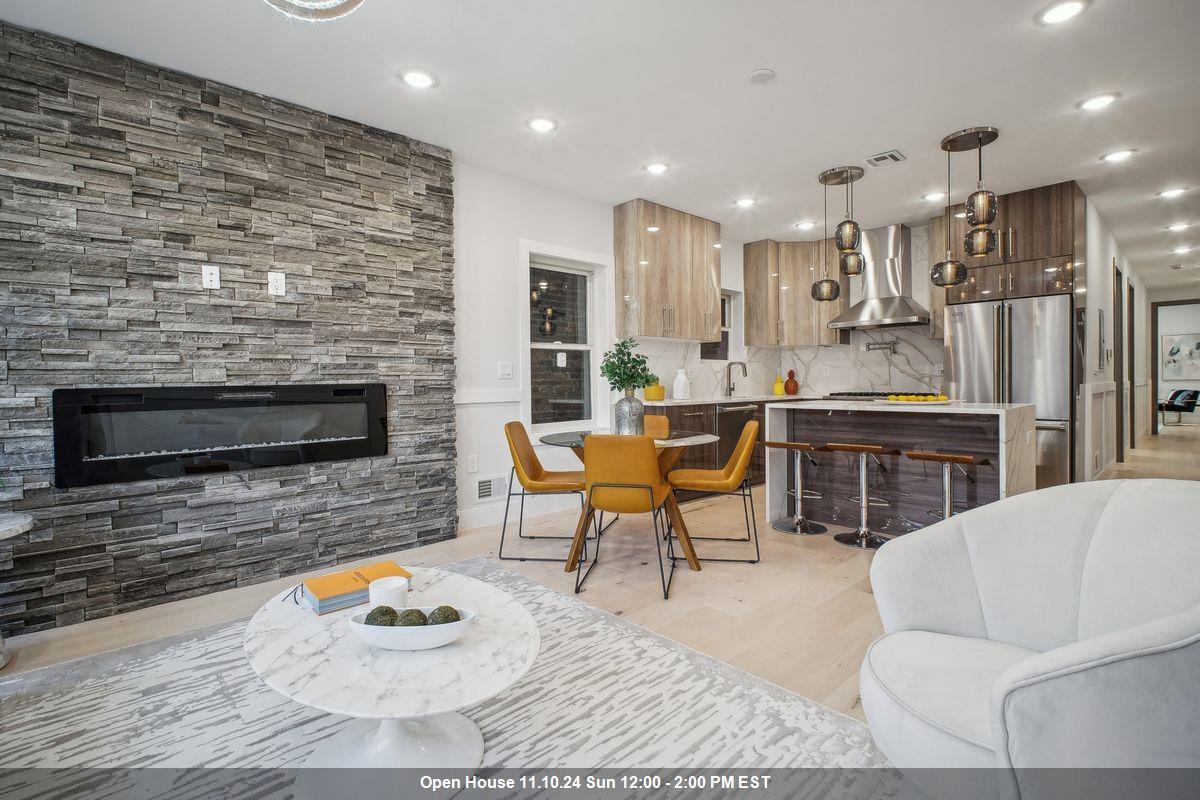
<box><xmin>1099</xmin><ymin>424</ymin><xmax>1200</xmax><ymax>481</ymax></box>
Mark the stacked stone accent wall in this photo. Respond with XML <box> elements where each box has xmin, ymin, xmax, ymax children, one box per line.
<box><xmin>0</xmin><ymin>23</ymin><xmax>457</xmax><ymax>634</ymax></box>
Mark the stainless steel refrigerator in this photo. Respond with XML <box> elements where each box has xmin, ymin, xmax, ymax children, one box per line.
<box><xmin>945</xmin><ymin>294</ymin><xmax>1073</xmax><ymax>487</ymax></box>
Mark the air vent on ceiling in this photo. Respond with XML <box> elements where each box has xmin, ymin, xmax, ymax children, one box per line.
<box><xmin>863</xmin><ymin>150</ymin><xmax>907</xmax><ymax>168</ymax></box>
<box><xmin>475</xmin><ymin>475</ymin><xmax>508</xmax><ymax>503</ymax></box>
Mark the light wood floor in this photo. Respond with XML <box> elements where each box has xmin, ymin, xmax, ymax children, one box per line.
<box><xmin>5</xmin><ymin>426</ymin><xmax>1195</xmax><ymax>724</ymax></box>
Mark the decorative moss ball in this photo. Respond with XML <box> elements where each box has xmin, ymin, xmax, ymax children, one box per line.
<box><xmin>364</xmin><ymin>606</ymin><xmax>399</xmax><ymax>626</ymax></box>
<box><xmin>428</xmin><ymin>605</ymin><xmax>461</xmax><ymax>625</ymax></box>
<box><xmin>395</xmin><ymin>608</ymin><xmax>429</xmax><ymax>627</ymax></box>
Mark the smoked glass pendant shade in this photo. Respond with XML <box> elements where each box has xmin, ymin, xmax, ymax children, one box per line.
<box><xmin>966</xmin><ymin>188</ymin><xmax>997</xmax><ymax>226</ymax></box>
<box><xmin>930</xmin><ymin>257</ymin><xmax>969</xmax><ymax>287</ymax></box>
<box><xmin>964</xmin><ymin>226</ymin><xmax>998</xmax><ymax>258</ymax></box>
<box><xmin>835</xmin><ymin>218</ymin><xmax>861</xmax><ymax>253</ymax></box>
<box><xmin>811</xmin><ymin>278</ymin><xmax>841</xmax><ymax>302</ymax></box>
<box><xmin>840</xmin><ymin>250</ymin><xmax>865</xmax><ymax>276</ymax></box>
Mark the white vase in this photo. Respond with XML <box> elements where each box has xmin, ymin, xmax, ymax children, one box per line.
<box><xmin>672</xmin><ymin>368</ymin><xmax>691</xmax><ymax>401</ymax></box>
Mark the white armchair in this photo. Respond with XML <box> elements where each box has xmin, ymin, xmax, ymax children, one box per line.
<box><xmin>861</xmin><ymin>479</ymin><xmax>1200</xmax><ymax>799</ymax></box>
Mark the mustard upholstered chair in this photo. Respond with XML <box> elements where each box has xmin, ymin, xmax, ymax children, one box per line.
<box><xmin>666</xmin><ymin>420</ymin><xmax>760</xmax><ymax>563</ymax></box>
<box><xmin>500</xmin><ymin>421</ymin><xmax>592</xmax><ymax>562</ymax></box>
<box><xmin>644</xmin><ymin>414</ymin><xmax>670</xmax><ymax>439</ymax></box>
<box><xmin>565</xmin><ymin>434</ymin><xmax>698</xmax><ymax>599</ymax></box>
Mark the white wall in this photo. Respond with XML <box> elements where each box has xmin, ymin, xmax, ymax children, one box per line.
<box><xmin>1157</xmin><ymin>302</ymin><xmax>1200</xmax><ymax>424</ymax></box>
<box><xmin>452</xmin><ymin>161</ymin><xmax>613</xmax><ymax>529</ymax></box>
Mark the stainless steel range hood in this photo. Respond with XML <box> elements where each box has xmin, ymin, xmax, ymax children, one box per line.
<box><xmin>827</xmin><ymin>224</ymin><xmax>930</xmax><ymax>330</ymax></box>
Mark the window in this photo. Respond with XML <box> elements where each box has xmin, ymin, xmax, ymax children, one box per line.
<box><xmin>529</xmin><ymin>264</ymin><xmax>593</xmax><ymax>425</ymax></box>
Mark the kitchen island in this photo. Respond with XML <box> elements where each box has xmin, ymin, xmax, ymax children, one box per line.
<box><xmin>764</xmin><ymin>400</ymin><xmax>1036</xmax><ymax>534</ymax></box>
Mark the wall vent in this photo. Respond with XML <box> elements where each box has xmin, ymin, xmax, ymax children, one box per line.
<box><xmin>476</xmin><ymin>475</ymin><xmax>508</xmax><ymax>503</ymax></box>
<box><xmin>863</xmin><ymin>150</ymin><xmax>906</xmax><ymax>168</ymax></box>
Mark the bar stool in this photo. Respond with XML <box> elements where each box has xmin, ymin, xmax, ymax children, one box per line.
<box><xmin>903</xmin><ymin>451</ymin><xmax>989</xmax><ymax>520</ymax></box>
<box><xmin>825</xmin><ymin>442</ymin><xmax>900</xmax><ymax>550</ymax></box>
<box><xmin>762</xmin><ymin>440</ymin><xmax>827</xmax><ymax>535</ymax></box>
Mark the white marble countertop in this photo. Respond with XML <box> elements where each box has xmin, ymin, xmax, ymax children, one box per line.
<box><xmin>0</xmin><ymin>513</ymin><xmax>33</xmax><ymax>541</ymax></box>
<box><xmin>644</xmin><ymin>395</ymin><xmax>815</xmax><ymax>407</ymax></box>
<box><xmin>243</xmin><ymin>567</ymin><xmax>540</xmax><ymax>720</ymax></box>
<box><xmin>765</xmin><ymin>400</ymin><xmax>1035</xmax><ymax>415</ymax></box>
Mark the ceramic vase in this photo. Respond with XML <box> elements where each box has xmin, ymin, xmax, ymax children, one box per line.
<box><xmin>784</xmin><ymin>370</ymin><xmax>799</xmax><ymax>395</ymax></box>
<box><xmin>672</xmin><ymin>369</ymin><xmax>691</xmax><ymax>401</ymax></box>
<box><xmin>615</xmin><ymin>388</ymin><xmax>644</xmax><ymax>435</ymax></box>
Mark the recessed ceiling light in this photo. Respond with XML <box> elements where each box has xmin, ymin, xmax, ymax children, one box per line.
<box><xmin>526</xmin><ymin>117</ymin><xmax>557</xmax><ymax>133</ymax></box>
<box><xmin>1035</xmin><ymin>0</ymin><xmax>1087</xmax><ymax>26</ymax></box>
<box><xmin>1174</xmin><ymin>246</ymin><xmax>1193</xmax><ymax>255</ymax></box>
<box><xmin>735</xmin><ymin>198</ymin><xmax>756</xmax><ymax>208</ymax></box>
<box><xmin>400</xmin><ymin>69</ymin><xmax>436</xmax><ymax>89</ymax></box>
<box><xmin>924</xmin><ymin>192</ymin><xmax>946</xmax><ymax>202</ymax></box>
<box><xmin>1078</xmin><ymin>92</ymin><xmax>1119</xmax><ymax>111</ymax></box>
<box><xmin>645</xmin><ymin>226</ymin><xmax>659</xmax><ymax>233</ymax></box>
<box><xmin>1159</xmin><ymin>188</ymin><xmax>1188</xmax><ymax>199</ymax></box>
<box><xmin>644</xmin><ymin>162</ymin><xmax>669</xmax><ymax>175</ymax></box>
<box><xmin>713</xmin><ymin>243</ymin><xmax>722</xmax><ymax>249</ymax></box>
<box><xmin>1101</xmin><ymin>149</ymin><xmax>1136</xmax><ymax>163</ymax></box>
<box><xmin>1168</xmin><ymin>223</ymin><xmax>1191</xmax><ymax>232</ymax></box>
<box><xmin>748</xmin><ymin>68</ymin><xmax>776</xmax><ymax>85</ymax></box>
<box><xmin>954</xmin><ymin>211</ymin><xmax>967</xmax><ymax>219</ymax></box>
<box><xmin>794</xmin><ymin>221</ymin><xmax>816</xmax><ymax>230</ymax></box>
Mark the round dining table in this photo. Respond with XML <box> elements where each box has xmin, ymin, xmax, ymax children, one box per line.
<box><xmin>538</xmin><ymin>428</ymin><xmax>720</xmax><ymax>574</ymax></box>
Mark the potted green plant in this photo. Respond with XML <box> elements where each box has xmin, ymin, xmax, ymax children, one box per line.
<box><xmin>600</xmin><ymin>338</ymin><xmax>659</xmax><ymax>435</ymax></box>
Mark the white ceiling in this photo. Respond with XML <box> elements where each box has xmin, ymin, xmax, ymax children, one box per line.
<box><xmin>2</xmin><ymin>0</ymin><xmax>1199</xmax><ymax>289</ymax></box>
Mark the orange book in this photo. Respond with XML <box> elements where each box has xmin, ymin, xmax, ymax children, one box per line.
<box><xmin>301</xmin><ymin>561</ymin><xmax>412</xmax><ymax>613</ymax></box>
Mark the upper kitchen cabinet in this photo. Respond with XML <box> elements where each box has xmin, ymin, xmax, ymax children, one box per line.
<box><xmin>743</xmin><ymin>238</ymin><xmax>847</xmax><ymax>347</ymax></box>
<box><xmin>614</xmin><ymin>199</ymin><xmax>720</xmax><ymax>341</ymax></box>
<box><xmin>950</xmin><ymin>181</ymin><xmax>1084</xmax><ymax>267</ymax></box>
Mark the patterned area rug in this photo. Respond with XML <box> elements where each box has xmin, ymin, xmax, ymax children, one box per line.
<box><xmin>0</xmin><ymin>557</ymin><xmax>888</xmax><ymax>772</ymax></box>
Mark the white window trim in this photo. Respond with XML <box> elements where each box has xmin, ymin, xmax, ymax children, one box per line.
<box><xmin>517</xmin><ymin>239</ymin><xmax>615</xmax><ymax>435</ymax></box>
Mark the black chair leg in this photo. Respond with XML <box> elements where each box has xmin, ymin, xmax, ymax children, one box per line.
<box><xmin>498</xmin><ymin>468</ymin><xmax>595</xmax><ymax>563</ymax></box>
<box><xmin>668</xmin><ymin>481</ymin><xmax>760</xmax><ymax>564</ymax></box>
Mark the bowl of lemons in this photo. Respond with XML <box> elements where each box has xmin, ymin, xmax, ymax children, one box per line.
<box><xmin>879</xmin><ymin>393</ymin><xmax>952</xmax><ymax>404</ymax></box>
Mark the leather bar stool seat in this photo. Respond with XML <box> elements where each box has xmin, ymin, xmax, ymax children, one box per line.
<box><xmin>825</xmin><ymin>442</ymin><xmax>900</xmax><ymax>550</ymax></box>
<box><xmin>762</xmin><ymin>440</ymin><xmax>827</xmax><ymax>536</ymax></box>
<box><xmin>904</xmin><ymin>451</ymin><xmax>989</xmax><ymax>521</ymax></box>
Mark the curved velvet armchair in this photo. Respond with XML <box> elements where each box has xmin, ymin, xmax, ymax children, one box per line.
<box><xmin>862</xmin><ymin>479</ymin><xmax>1200</xmax><ymax>799</ymax></box>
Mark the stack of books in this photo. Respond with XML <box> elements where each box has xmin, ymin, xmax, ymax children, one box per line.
<box><xmin>301</xmin><ymin>561</ymin><xmax>413</xmax><ymax>614</ymax></box>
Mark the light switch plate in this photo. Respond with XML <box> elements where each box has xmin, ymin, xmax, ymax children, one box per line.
<box><xmin>267</xmin><ymin>271</ymin><xmax>286</xmax><ymax>296</ymax></box>
<box><xmin>201</xmin><ymin>264</ymin><xmax>220</xmax><ymax>289</ymax></box>
<box><xmin>497</xmin><ymin>361</ymin><xmax>513</xmax><ymax>379</ymax></box>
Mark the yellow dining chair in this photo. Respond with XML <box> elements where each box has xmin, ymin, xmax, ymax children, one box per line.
<box><xmin>644</xmin><ymin>414</ymin><xmax>669</xmax><ymax>439</ymax></box>
<box><xmin>500</xmin><ymin>421</ymin><xmax>594</xmax><ymax>562</ymax></box>
<box><xmin>565</xmin><ymin>434</ymin><xmax>699</xmax><ymax>599</ymax></box>
<box><xmin>666</xmin><ymin>419</ymin><xmax>761</xmax><ymax>563</ymax></box>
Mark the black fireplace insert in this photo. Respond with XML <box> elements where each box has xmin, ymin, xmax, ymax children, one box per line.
<box><xmin>52</xmin><ymin>384</ymin><xmax>388</xmax><ymax>488</ymax></box>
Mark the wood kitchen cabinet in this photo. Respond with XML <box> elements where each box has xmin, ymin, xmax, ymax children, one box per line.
<box><xmin>743</xmin><ymin>238</ymin><xmax>847</xmax><ymax>347</ymax></box>
<box><xmin>614</xmin><ymin>199</ymin><xmax>721</xmax><ymax>341</ymax></box>
<box><xmin>947</xmin><ymin>258</ymin><xmax>1076</xmax><ymax>304</ymax></box>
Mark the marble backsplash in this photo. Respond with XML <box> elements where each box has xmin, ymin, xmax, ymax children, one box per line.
<box><xmin>637</xmin><ymin>338</ymin><xmax>779</xmax><ymax>399</ymax></box>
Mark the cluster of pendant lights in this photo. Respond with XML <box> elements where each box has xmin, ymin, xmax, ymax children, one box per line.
<box><xmin>809</xmin><ymin>128</ymin><xmax>1002</xmax><ymax>300</ymax></box>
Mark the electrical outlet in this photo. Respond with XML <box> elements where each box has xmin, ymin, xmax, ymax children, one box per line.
<box><xmin>267</xmin><ymin>271</ymin><xmax>286</xmax><ymax>296</ymax></box>
<box><xmin>201</xmin><ymin>264</ymin><xmax>221</xmax><ymax>289</ymax></box>
<box><xmin>497</xmin><ymin>361</ymin><xmax>513</xmax><ymax>379</ymax></box>
<box><xmin>466</xmin><ymin>454</ymin><xmax>478</xmax><ymax>473</ymax></box>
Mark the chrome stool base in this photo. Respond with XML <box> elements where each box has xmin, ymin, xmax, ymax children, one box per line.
<box><xmin>835</xmin><ymin>529</ymin><xmax>888</xmax><ymax>550</ymax></box>
<box><xmin>773</xmin><ymin>518</ymin><xmax>828</xmax><ymax>535</ymax></box>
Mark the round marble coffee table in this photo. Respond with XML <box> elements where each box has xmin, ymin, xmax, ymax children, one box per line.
<box><xmin>243</xmin><ymin>567</ymin><xmax>539</xmax><ymax>772</ymax></box>
<box><xmin>0</xmin><ymin>514</ymin><xmax>34</xmax><ymax>670</ymax></box>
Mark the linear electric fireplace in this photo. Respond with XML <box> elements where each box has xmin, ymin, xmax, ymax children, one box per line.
<box><xmin>52</xmin><ymin>384</ymin><xmax>388</xmax><ymax>488</ymax></box>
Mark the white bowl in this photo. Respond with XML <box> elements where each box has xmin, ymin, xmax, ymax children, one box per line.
<box><xmin>348</xmin><ymin>607</ymin><xmax>476</xmax><ymax>651</ymax></box>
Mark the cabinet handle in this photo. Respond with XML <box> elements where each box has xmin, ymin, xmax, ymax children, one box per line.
<box><xmin>681</xmin><ymin>411</ymin><xmax>704</xmax><ymax>417</ymax></box>
<box><xmin>997</xmin><ymin>274</ymin><xmax>1003</xmax><ymax>294</ymax></box>
<box><xmin>998</xmin><ymin>228</ymin><xmax>1005</xmax><ymax>260</ymax></box>
<box><xmin>1008</xmin><ymin>228</ymin><xmax>1015</xmax><ymax>259</ymax></box>
<box><xmin>1008</xmin><ymin>272</ymin><xmax>1014</xmax><ymax>292</ymax></box>
<box><xmin>670</xmin><ymin>306</ymin><xmax>675</xmax><ymax>335</ymax></box>
<box><xmin>662</xmin><ymin>307</ymin><xmax>668</xmax><ymax>336</ymax></box>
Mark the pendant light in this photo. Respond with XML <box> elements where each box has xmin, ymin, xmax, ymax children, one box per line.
<box><xmin>839</xmin><ymin>178</ymin><xmax>865</xmax><ymax>275</ymax></box>
<box><xmin>811</xmin><ymin>178</ymin><xmax>841</xmax><ymax>302</ymax></box>
<box><xmin>818</xmin><ymin>166</ymin><xmax>865</xmax><ymax>278</ymax></box>
<box><xmin>941</xmin><ymin>126</ymin><xmax>999</xmax><ymax>259</ymax></box>
<box><xmin>930</xmin><ymin>142</ymin><xmax>968</xmax><ymax>288</ymax></box>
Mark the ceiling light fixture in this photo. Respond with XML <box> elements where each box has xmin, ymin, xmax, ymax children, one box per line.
<box><xmin>748</xmin><ymin>68</ymin><xmax>777</xmax><ymax>85</ymax></box>
<box><xmin>818</xmin><ymin>166</ymin><xmax>865</xmax><ymax>277</ymax></box>
<box><xmin>262</xmin><ymin>0</ymin><xmax>365</xmax><ymax>22</ymax></box>
<box><xmin>1035</xmin><ymin>0</ymin><xmax>1087</xmax><ymax>26</ymax></box>
<box><xmin>1078</xmin><ymin>92</ymin><xmax>1119</xmax><ymax>111</ymax></box>
<box><xmin>644</xmin><ymin>162</ymin><xmax>669</xmax><ymax>175</ymax></box>
<box><xmin>1168</xmin><ymin>223</ymin><xmax>1191</xmax><ymax>232</ymax></box>
<box><xmin>811</xmin><ymin>172</ymin><xmax>842</xmax><ymax>302</ymax></box>
<box><xmin>923</xmin><ymin>192</ymin><xmax>947</xmax><ymax>202</ymax></box>
<box><xmin>943</xmin><ymin>127</ymin><xmax>1001</xmax><ymax>259</ymax></box>
<box><xmin>400</xmin><ymin>69</ymin><xmax>436</xmax><ymax>89</ymax></box>
<box><xmin>735</xmin><ymin>198</ymin><xmax>756</xmax><ymax>208</ymax></box>
<box><xmin>930</xmin><ymin>138</ymin><xmax>968</xmax><ymax>288</ymax></box>
<box><xmin>1101</xmin><ymin>149</ymin><xmax>1136</xmax><ymax>163</ymax></box>
<box><xmin>1159</xmin><ymin>188</ymin><xmax>1188</xmax><ymax>199</ymax></box>
<box><xmin>794</xmin><ymin>221</ymin><xmax>816</xmax><ymax>231</ymax></box>
<box><xmin>526</xmin><ymin>117</ymin><xmax>557</xmax><ymax>133</ymax></box>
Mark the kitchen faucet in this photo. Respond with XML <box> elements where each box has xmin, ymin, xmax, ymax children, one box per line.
<box><xmin>725</xmin><ymin>361</ymin><xmax>748</xmax><ymax>398</ymax></box>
